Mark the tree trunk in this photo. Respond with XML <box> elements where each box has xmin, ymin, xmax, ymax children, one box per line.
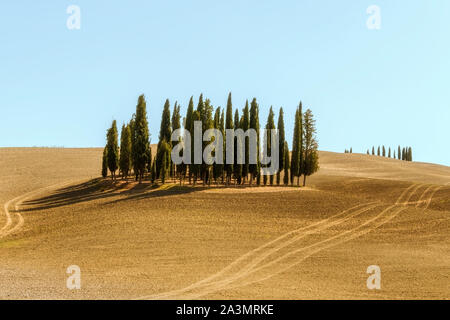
<box><xmin>303</xmin><ymin>174</ymin><xmax>307</xmax><ymax>187</ymax></box>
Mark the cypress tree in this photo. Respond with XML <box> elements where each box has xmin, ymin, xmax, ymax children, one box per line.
<box><xmin>283</xmin><ymin>141</ymin><xmax>290</xmax><ymax>186</ymax></box>
<box><xmin>241</xmin><ymin>100</ymin><xmax>250</xmax><ymax>183</ymax></box>
<box><xmin>402</xmin><ymin>147</ymin><xmax>406</xmax><ymax>160</ymax></box>
<box><xmin>372</xmin><ymin>146</ymin><xmax>375</xmax><ymax>155</ymax></box>
<box><xmin>367</xmin><ymin>149</ymin><xmax>370</xmax><ymax>155</ymax></box>
<box><xmin>106</xmin><ymin>120</ymin><xmax>119</xmax><ymax>181</ymax></box>
<box><xmin>156</xmin><ymin>99</ymin><xmax>172</xmax><ymax>179</ymax></box>
<box><xmin>202</xmin><ymin>99</ymin><xmax>214</xmax><ymax>185</ymax></box>
<box><xmin>377</xmin><ymin>146</ymin><xmax>380</xmax><ymax>156</ymax></box>
<box><xmin>191</xmin><ymin>110</ymin><xmax>201</xmax><ymax>184</ymax></box>
<box><xmin>263</xmin><ymin>106</ymin><xmax>275</xmax><ymax>185</ymax></box>
<box><xmin>249</xmin><ymin>98</ymin><xmax>260</xmax><ymax>185</ymax></box>
<box><xmin>382</xmin><ymin>146</ymin><xmax>386</xmax><ymax>157</ymax></box>
<box><xmin>225</xmin><ymin>93</ymin><xmax>234</xmax><ymax>184</ymax></box>
<box><xmin>132</xmin><ymin>95</ymin><xmax>151</xmax><ymax>183</ymax></box>
<box><xmin>150</xmin><ymin>160</ymin><xmax>156</xmax><ymax>184</ymax></box>
<box><xmin>302</xmin><ymin>109</ymin><xmax>319</xmax><ymax>186</ymax></box>
<box><xmin>119</xmin><ymin>124</ymin><xmax>132</xmax><ymax>179</ymax></box>
<box><xmin>291</xmin><ymin>104</ymin><xmax>302</xmax><ymax>186</ymax></box>
<box><xmin>233</xmin><ymin>108</ymin><xmax>242</xmax><ymax>184</ymax></box>
<box><xmin>408</xmin><ymin>147</ymin><xmax>413</xmax><ymax>161</ymax></box>
<box><xmin>172</xmin><ymin>101</ymin><xmax>181</xmax><ymax>179</ymax></box>
<box><xmin>213</xmin><ymin>107</ymin><xmax>224</xmax><ymax>183</ymax></box>
<box><xmin>388</xmin><ymin>147</ymin><xmax>391</xmax><ymax>158</ymax></box>
<box><xmin>277</xmin><ymin>107</ymin><xmax>285</xmax><ymax>185</ymax></box>
<box><xmin>102</xmin><ymin>146</ymin><xmax>108</xmax><ymax>178</ymax></box>
<box><xmin>185</xmin><ymin>96</ymin><xmax>194</xmax><ymax>184</ymax></box>
<box><xmin>350</xmin><ymin>147</ymin><xmax>353</xmax><ymax>153</ymax></box>
<box><xmin>398</xmin><ymin>146</ymin><xmax>401</xmax><ymax>160</ymax></box>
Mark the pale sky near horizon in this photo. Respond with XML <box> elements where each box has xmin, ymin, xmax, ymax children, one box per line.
<box><xmin>0</xmin><ymin>1</ymin><xmax>449</xmax><ymax>166</ymax></box>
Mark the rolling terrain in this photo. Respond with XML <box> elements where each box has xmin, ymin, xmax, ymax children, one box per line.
<box><xmin>0</xmin><ymin>148</ymin><xmax>449</xmax><ymax>299</ymax></box>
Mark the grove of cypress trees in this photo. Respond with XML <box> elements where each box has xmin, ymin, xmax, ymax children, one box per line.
<box><xmin>302</xmin><ymin>109</ymin><xmax>319</xmax><ymax>186</ymax></box>
<box><xmin>132</xmin><ymin>95</ymin><xmax>151</xmax><ymax>183</ymax></box>
<box><xmin>106</xmin><ymin>120</ymin><xmax>119</xmax><ymax>181</ymax></box>
<box><xmin>119</xmin><ymin>123</ymin><xmax>132</xmax><ymax>179</ymax></box>
<box><xmin>277</xmin><ymin>107</ymin><xmax>285</xmax><ymax>185</ymax></box>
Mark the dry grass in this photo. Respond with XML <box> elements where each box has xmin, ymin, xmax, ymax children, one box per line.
<box><xmin>0</xmin><ymin>148</ymin><xmax>449</xmax><ymax>299</ymax></box>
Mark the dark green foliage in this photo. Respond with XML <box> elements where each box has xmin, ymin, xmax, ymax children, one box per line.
<box><xmin>388</xmin><ymin>147</ymin><xmax>391</xmax><ymax>158</ymax></box>
<box><xmin>233</xmin><ymin>108</ymin><xmax>242</xmax><ymax>184</ymax></box>
<box><xmin>377</xmin><ymin>146</ymin><xmax>380</xmax><ymax>156</ymax></box>
<box><xmin>156</xmin><ymin>99</ymin><xmax>172</xmax><ymax>179</ymax></box>
<box><xmin>119</xmin><ymin>124</ymin><xmax>132</xmax><ymax>179</ymax></box>
<box><xmin>102</xmin><ymin>146</ymin><xmax>108</xmax><ymax>178</ymax></box>
<box><xmin>277</xmin><ymin>107</ymin><xmax>285</xmax><ymax>185</ymax></box>
<box><xmin>398</xmin><ymin>146</ymin><xmax>401</xmax><ymax>160</ymax></box>
<box><xmin>185</xmin><ymin>96</ymin><xmax>194</xmax><ymax>184</ymax></box>
<box><xmin>382</xmin><ymin>146</ymin><xmax>386</xmax><ymax>157</ymax></box>
<box><xmin>225</xmin><ymin>93</ymin><xmax>234</xmax><ymax>184</ymax></box>
<box><xmin>372</xmin><ymin>146</ymin><xmax>375</xmax><ymax>155</ymax></box>
<box><xmin>249</xmin><ymin>98</ymin><xmax>260</xmax><ymax>185</ymax></box>
<box><xmin>106</xmin><ymin>120</ymin><xmax>119</xmax><ymax>180</ymax></box>
<box><xmin>264</xmin><ymin>106</ymin><xmax>275</xmax><ymax>185</ymax></box>
<box><xmin>283</xmin><ymin>141</ymin><xmax>290</xmax><ymax>185</ymax></box>
<box><xmin>291</xmin><ymin>102</ymin><xmax>303</xmax><ymax>186</ymax></box>
<box><xmin>213</xmin><ymin>107</ymin><xmax>224</xmax><ymax>183</ymax></box>
<box><xmin>172</xmin><ymin>102</ymin><xmax>181</xmax><ymax>178</ymax></box>
<box><xmin>302</xmin><ymin>109</ymin><xmax>319</xmax><ymax>186</ymax></box>
<box><xmin>241</xmin><ymin>100</ymin><xmax>250</xmax><ymax>182</ymax></box>
<box><xmin>132</xmin><ymin>95</ymin><xmax>151</xmax><ymax>183</ymax></box>
<box><xmin>150</xmin><ymin>160</ymin><xmax>156</xmax><ymax>184</ymax></box>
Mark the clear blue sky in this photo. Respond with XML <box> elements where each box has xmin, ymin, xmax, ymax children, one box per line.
<box><xmin>1</xmin><ymin>1</ymin><xmax>449</xmax><ymax>165</ymax></box>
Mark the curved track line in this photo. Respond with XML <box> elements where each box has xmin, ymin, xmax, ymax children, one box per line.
<box><xmin>138</xmin><ymin>183</ymin><xmax>422</xmax><ymax>300</ymax></box>
<box><xmin>139</xmin><ymin>202</ymin><xmax>381</xmax><ymax>300</ymax></box>
<box><xmin>171</xmin><ymin>183</ymin><xmax>423</xmax><ymax>299</ymax></box>
<box><xmin>415</xmin><ymin>185</ymin><xmax>435</xmax><ymax>208</ymax></box>
<box><xmin>0</xmin><ymin>180</ymin><xmax>88</xmax><ymax>239</ymax></box>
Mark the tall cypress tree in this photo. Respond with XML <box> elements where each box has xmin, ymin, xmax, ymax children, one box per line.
<box><xmin>291</xmin><ymin>104</ymin><xmax>302</xmax><ymax>186</ymax></box>
<box><xmin>191</xmin><ymin>110</ymin><xmax>201</xmax><ymax>184</ymax></box>
<box><xmin>302</xmin><ymin>109</ymin><xmax>319</xmax><ymax>186</ymax></box>
<box><xmin>283</xmin><ymin>141</ymin><xmax>290</xmax><ymax>186</ymax></box>
<box><xmin>202</xmin><ymin>98</ymin><xmax>214</xmax><ymax>185</ymax></box>
<box><xmin>388</xmin><ymin>147</ymin><xmax>391</xmax><ymax>158</ymax></box>
<box><xmin>233</xmin><ymin>108</ymin><xmax>242</xmax><ymax>184</ymax></box>
<box><xmin>225</xmin><ymin>93</ymin><xmax>234</xmax><ymax>184</ymax></box>
<box><xmin>106</xmin><ymin>120</ymin><xmax>119</xmax><ymax>181</ymax></box>
<box><xmin>372</xmin><ymin>146</ymin><xmax>375</xmax><ymax>155</ymax></box>
<box><xmin>172</xmin><ymin>101</ymin><xmax>181</xmax><ymax>179</ymax></box>
<box><xmin>408</xmin><ymin>147</ymin><xmax>413</xmax><ymax>161</ymax></box>
<box><xmin>241</xmin><ymin>100</ymin><xmax>250</xmax><ymax>183</ymax></box>
<box><xmin>277</xmin><ymin>107</ymin><xmax>285</xmax><ymax>185</ymax></box>
<box><xmin>102</xmin><ymin>146</ymin><xmax>108</xmax><ymax>178</ymax></box>
<box><xmin>132</xmin><ymin>95</ymin><xmax>151</xmax><ymax>183</ymax></box>
<box><xmin>185</xmin><ymin>96</ymin><xmax>194</xmax><ymax>184</ymax></box>
<box><xmin>377</xmin><ymin>146</ymin><xmax>381</xmax><ymax>156</ymax></box>
<box><xmin>119</xmin><ymin>123</ymin><xmax>132</xmax><ymax>179</ymax></box>
<box><xmin>382</xmin><ymin>146</ymin><xmax>386</xmax><ymax>157</ymax></box>
<box><xmin>249</xmin><ymin>98</ymin><xmax>260</xmax><ymax>185</ymax></box>
<box><xmin>398</xmin><ymin>146</ymin><xmax>401</xmax><ymax>160</ymax></box>
<box><xmin>156</xmin><ymin>99</ymin><xmax>172</xmax><ymax>179</ymax></box>
<box><xmin>213</xmin><ymin>107</ymin><xmax>224</xmax><ymax>183</ymax></box>
<box><xmin>264</xmin><ymin>106</ymin><xmax>275</xmax><ymax>185</ymax></box>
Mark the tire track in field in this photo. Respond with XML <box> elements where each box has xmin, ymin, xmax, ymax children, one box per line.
<box><xmin>0</xmin><ymin>180</ymin><xmax>87</xmax><ymax>239</ymax></box>
<box><xmin>138</xmin><ymin>183</ymin><xmax>421</xmax><ymax>300</ymax></box>
<box><xmin>173</xmin><ymin>183</ymin><xmax>424</xmax><ymax>299</ymax></box>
